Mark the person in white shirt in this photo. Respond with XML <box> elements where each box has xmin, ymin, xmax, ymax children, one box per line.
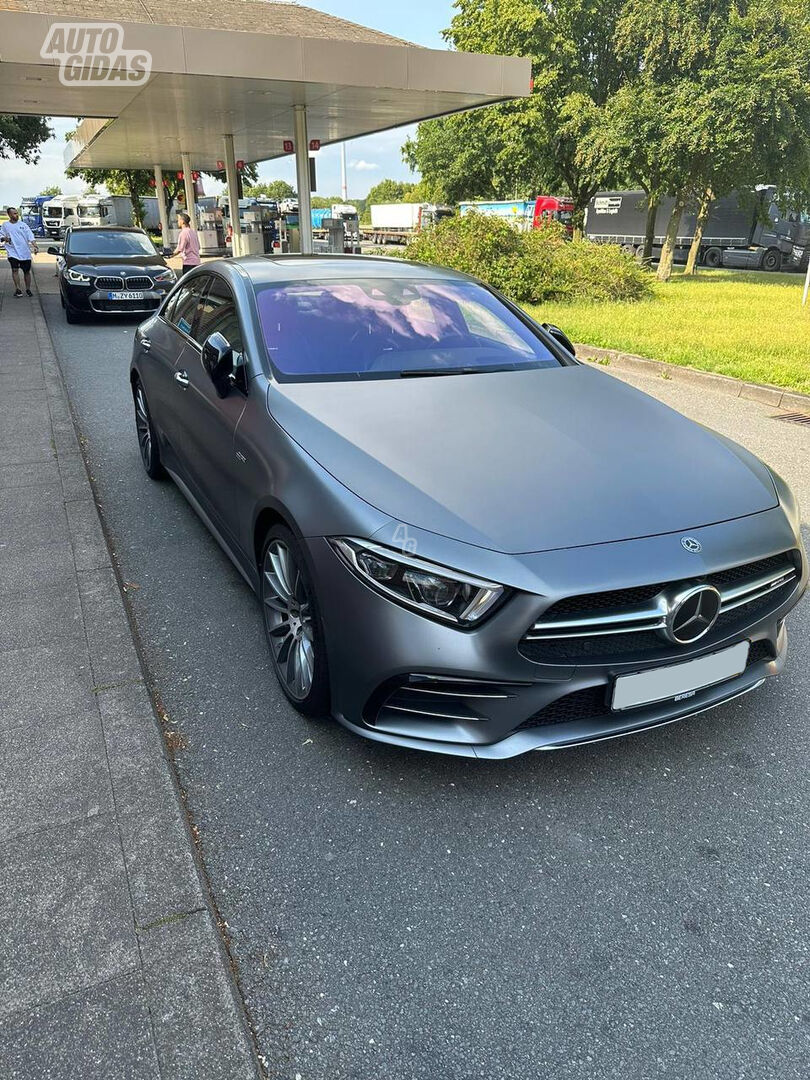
<box><xmin>0</xmin><ymin>207</ymin><xmax>38</xmax><ymax>297</ymax></box>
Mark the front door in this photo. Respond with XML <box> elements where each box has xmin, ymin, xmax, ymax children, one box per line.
<box><xmin>165</xmin><ymin>273</ymin><xmax>249</xmax><ymax>552</ymax></box>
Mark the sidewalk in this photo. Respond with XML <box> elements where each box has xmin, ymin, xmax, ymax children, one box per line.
<box><xmin>0</xmin><ymin>261</ymin><xmax>260</xmax><ymax>1079</ymax></box>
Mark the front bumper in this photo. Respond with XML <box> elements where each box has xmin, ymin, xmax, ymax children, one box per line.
<box><xmin>63</xmin><ymin>282</ymin><xmax>169</xmax><ymax>315</ymax></box>
<box><xmin>308</xmin><ymin>509</ymin><xmax>806</xmax><ymax>759</ymax></box>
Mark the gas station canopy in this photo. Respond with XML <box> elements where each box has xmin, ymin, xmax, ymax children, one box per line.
<box><xmin>0</xmin><ymin>1</ymin><xmax>531</xmax><ymax>171</ymax></box>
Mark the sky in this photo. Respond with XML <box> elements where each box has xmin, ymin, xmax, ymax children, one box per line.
<box><xmin>0</xmin><ymin>1</ymin><xmax>454</xmax><ymax>210</ymax></box>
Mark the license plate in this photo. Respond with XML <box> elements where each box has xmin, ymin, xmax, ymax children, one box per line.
<box><xmin>108</xmin><ymin>290</ymin><xmax>145</xmax><ymax>300</ymax></box>
<box><xmin>611</xmin><ymin>641</ymin><xmax>749</xmax><ymax>711</ymax></box>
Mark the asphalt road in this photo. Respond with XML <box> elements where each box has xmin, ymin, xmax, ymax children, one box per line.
<box><xmin>39</xmin><ymin>268</ymin><xmax>810</xmax><ymax>1080</ymax></box>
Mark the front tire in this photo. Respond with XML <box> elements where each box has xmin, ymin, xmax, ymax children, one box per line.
<box><xmin>703</xmin><ymin>247</ymin><xmax>722</xmax><ymax>268</ymax></box>
<box><xmin>64</xmin><ymin>303</ymin><xmax>79</xmax><ymax>324</ymax></box>
<box><xmin>762</xmin><ymin>248</ymin><xmax>781</xmax><ymax>272</ymax></box>
<box><xmin>133</xmin><ymin>379</ymin><xmax>165</xmax><ymax>479</ymax></box>
<box><xmin>260</xmin><ymin>525</ymin><xmax>330</xmax><ymax>717</ymax></box>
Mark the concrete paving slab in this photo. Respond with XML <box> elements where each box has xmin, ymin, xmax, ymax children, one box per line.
<box><xmin>0</xmin><ymin>641</ymin><xmax>95</xmax><ymax>730</ymax></box>
<box><xmin>0</xmin><ymin>971</ymin><xmax>160</xmax><ymax>1080</ymax></box>
<box><xmin>0</xmin><ymin>484</ymin><xmax>69</xmax><ymax>543</ymax></box>
<box><xmin>0</xmin><ymin>578</ymin><xmax>85</xmax><ymax>652</ymax></box>
<box><xmin>65</xmin><ymin>498</ymin><xmax>113</xmax><ymax>572</ymax></box>
<box><xmin>0</xmin><ymin>814</ymin><xmax>139</xmax><ymax>1022</ymax></box>
<box><xmin>139</xmin><ymin>910</ymin><xmax>258</xmax><ymax>1080</ymax></box>
<box><xmin>0</xmin><ymin>707</ymin><xmax>114</xmax><ymax>842</ymax></box>
<box><xmin>0</xmin><ymin>433</ymin><xmax>56</xmax><ymax>467</ymax></box>
<box><xmin>0</xmin><ymin>539</ymin><xmax>77</xmax><ymax>595</ymax></box>
<box><xmin>0</xmin><ymin>369</ymin><xmax>46</xmax><ymax>392</ymax></box>
<box><xmin>77</xmin><ymin>567</ymin><xmax>145</xmax><ymax>686</ymax></box>
<box><xmin>0</xmin><ymin>459</ymin><xmax>61</xmax><ymax>491</ymax></box>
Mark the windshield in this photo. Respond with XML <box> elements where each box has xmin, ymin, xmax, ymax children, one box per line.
<box><xmin>67</xmin><ymin>230</ymin><xmax>156</xmax><ymax>256</ymax></box>
<box><xmin>45</xmin><ymin>206</ymin><xmax>63</xmax><ymax>218</ymax></box>
<box><xmin>255</xmin><ymin>277</ymin><xmax>561</xmax><ymax>381</ymax></box>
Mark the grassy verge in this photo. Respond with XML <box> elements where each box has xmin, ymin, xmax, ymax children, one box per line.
<box><xmin>525</xmin><ymin>268</ymin><xmax>810</xmax><ymax>395</ymax></box>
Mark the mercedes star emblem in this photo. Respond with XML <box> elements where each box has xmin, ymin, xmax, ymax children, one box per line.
<box><xmin>681</xmin><ymin>536</ymin><xmax>702</xmax><ymax>553</ymax></box>
<box><xmin>664</xmin><ymin>584</ymin><xmax>722</xmax><ymax>645</ymax></box>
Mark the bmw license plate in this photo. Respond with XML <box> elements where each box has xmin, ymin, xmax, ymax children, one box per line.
<box><xmin>611</xmin><ymin>641</ymin><xmax>750</xmax><ymax>711</ymax></box>
<box><xmin>108</xmin><ymin>290</ymin><xmax>145</xmax><ymax>300</ymax></box>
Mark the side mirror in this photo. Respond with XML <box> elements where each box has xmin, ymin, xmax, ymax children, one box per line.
<box><xmin>541</xmin><ymin>322</ymin><xmax>576</xmax><ymax>356</ymax></box>
<box><xmin>47</xmin><ymin>245</ymin><xmax>62</xmax><ymax>256</ymax></box>
<box><xmin>202</xmin><ymin>332</ymin><xmax>234</xmax><ymax>397</ymax></box>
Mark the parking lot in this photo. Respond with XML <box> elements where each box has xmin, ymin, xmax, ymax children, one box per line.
<box><xmin>36</xmin><ymin>257</ymin><xmax>810</xmax><ymax>1079</ymax></box>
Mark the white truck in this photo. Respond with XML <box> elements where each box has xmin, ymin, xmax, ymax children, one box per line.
<box><xmin>42</xmin><ymin>196</ymin><xmax>82</xmax><ymax>238</ymax></box>
<box><xmin>365</xmin><ymin>202</ymin><xmax>453</xmax><ymax>244</ymax></box>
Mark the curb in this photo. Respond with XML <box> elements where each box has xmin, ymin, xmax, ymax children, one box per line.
<box><xmin>574</xmin><ymin>343</ymin><xmax>810</xmax><ymax>412</ymax></box>
<box><xmin>28</xmin><ymin>274</ymin><xmax>264</xmax><ymax>1079</ymax></box>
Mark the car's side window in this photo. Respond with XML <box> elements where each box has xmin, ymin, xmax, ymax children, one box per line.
<box><xmin>166</xmin><ymin>278</ymin><xmax>209</xmax><ymax>338</ymax></box>
<box><xmin>194</xmin><ymin>276</ymin><xmax>249</xmax><ymax>393</ymax></box>
<box><xmin>193</xmin><ymin>277</ymin><xmax>244</xmax><ymax>352</ymax></box>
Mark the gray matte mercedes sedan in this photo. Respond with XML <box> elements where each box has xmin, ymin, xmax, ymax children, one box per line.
<box><xmin>130</xmin><ymin>255</ymin><xmax>806</xmax><ymax>758</ymax></box>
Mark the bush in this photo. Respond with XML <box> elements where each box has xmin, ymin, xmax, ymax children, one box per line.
<box><xmin>404</xmin><ymin>213</ymin><xmax>652</xmax><ymax>304</ymax></box>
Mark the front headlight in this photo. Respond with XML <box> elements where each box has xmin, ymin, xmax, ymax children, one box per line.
<box><xmin>153</xmin><ymin>267</ymin><xmax>176</xmax><ymax>283</ymax></box>
<box><xmin>66</xmin><ymin>268</ymin><xmax>91</xmax><ymax>284</ymax></box>
<box><xmin>330</xmin><ymin>537</ymin><xmax>506</xmax><ymax>626</ymax></box>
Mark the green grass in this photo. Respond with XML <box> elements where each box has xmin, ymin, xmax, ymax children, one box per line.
<box><xmin>525</xmin><ymin>268</ymin><xmax>810</xmax><ymax>395</ymax></box>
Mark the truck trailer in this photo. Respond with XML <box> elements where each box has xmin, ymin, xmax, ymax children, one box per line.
<box><xmin>459</xmin><ymin>196</ymin><xmax>574</xmax><ymax>234</ymax></box>
<box><xmin>364</xmin><ymin>203</ymin><xmax>453</xmax><ymax>244</ymax></box>
<box><xmin>585</xmin><ymin>188</ymin><xmax>810</xmax><ymax>270</ymax></box>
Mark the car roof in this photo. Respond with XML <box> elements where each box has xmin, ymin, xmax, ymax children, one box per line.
<box><xmin>67</xmin><ymin>225</ymin><xmax>148</xmax><ymax>233</ymax></box>
<box><xmin>229</xmin><ymin>254</ymin><xmax>478</xmax><ymax>285</ymax></box>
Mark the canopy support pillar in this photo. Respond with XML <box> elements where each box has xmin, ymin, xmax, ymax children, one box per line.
<box><xmin>153</xmin><ymin>165</ymin><xmax>170</xmax><ymax>253</ymax></box>
<box><xmin>223</xmin><ymin>134</ymin><xmax>242</xmax><ymax>258</ymax></box>
<box><xmin>180</xmin><ymin>151</ymin><xmax>196</xmax><ymax>227</ymax></box>
<box><xmin>294</xmin><ymin>105</ymin><xmax>313</xmax><ymax>254</ymax></box>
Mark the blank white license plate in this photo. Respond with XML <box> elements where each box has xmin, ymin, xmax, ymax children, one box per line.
<box><xmin>108</xmin><ymin>290</ymin><xmax>145</xmax><ymax>300</ymax></box>
<box><xmin>611</xmin><ymin>641</ymin><xmax>750</xmax><ymax>711</ymax></box>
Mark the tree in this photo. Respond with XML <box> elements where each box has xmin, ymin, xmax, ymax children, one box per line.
<box><xmin>364</xmin><ymin>178</ymin><xmax>416</xmax><ymax>205</ymax></box>
<box><xmin>615</xmin><ymin>0</ymin><xmax>810</xmax><ymax>280</ymax></box>
<box><xmin>0</xmin><ymin>115</ymin><xmax>52</xmax><ymax>162</ymax></box>
<box><xmin>244</xmin><ymin>180</ymin><xmax>296</xmax><ymax>201</ymax></box>
<box><xmin>404</xmin><ymin>0</ymin><xmax>640</xmax><ymax>231</ymax></box>
<box><xmin>40</xmin><ymin>184</ymin><xmax>62</xmax><ymax>197</ymax></box>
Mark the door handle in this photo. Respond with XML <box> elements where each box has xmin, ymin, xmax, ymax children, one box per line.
<box><xmin>174</xmin><ymin>370</ymin><xmax>189</xmax><ymax>388</ymax></box>
<box><xmin>140</xmin><ymin>337</ymin><xmax>152</xmax><ymax>351</ymax></box>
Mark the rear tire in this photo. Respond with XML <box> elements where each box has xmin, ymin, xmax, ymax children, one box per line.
<box><xmin>132</xmin><ymin>379</ymin><xmax>165</xmax><ymax>480</ymax></box>
<box><xmin>260</xmin><ymin>524</ymin><xmax>330</xmax><ymax>718</ymax></box>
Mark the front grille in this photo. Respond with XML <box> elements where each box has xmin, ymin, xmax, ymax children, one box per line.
<box><xmin>94</xmin><ymin>275</ymin><xmax>124</xmax><ymax>290</ymax></box>
<box><xmin>91</xmin><ymin>298</ymin><xmax>160</xmax><ymax>312</ymax></box>
<box><xmin>516</xmin><ymin>638</ymin><xmax>775</xmax><ymax>732</ymax></box>
<box><xmin>520</xmin><ymin>551</ymin><xmax>799</xmax><ymax>666</ymax></box>
<box><xmin>120</xmin><ymin>276</ymin><xmax>154</xmax><ymax>290</ymax></box>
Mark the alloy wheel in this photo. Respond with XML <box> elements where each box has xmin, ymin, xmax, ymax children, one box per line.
<box><xmin>134</xmin><ymin>385</ymin><xmax>153</xmax><ymax>470</ymax></box>
<box><xmin>262</xmin><ymin>539</ymin><xmax>316</xmax><ymax>700</ymax></box>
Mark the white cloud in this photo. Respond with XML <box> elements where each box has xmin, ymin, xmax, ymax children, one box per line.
<box><xmin>350</xmin><ymin>159</ymin><xmax>379</xmax><ymax>171</ymax></box>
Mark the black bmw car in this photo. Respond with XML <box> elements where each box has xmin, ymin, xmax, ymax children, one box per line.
<box><xmin>50</xmin><ymin>226</ymin><xmax>176</xmax><ymax>323</ymax></box>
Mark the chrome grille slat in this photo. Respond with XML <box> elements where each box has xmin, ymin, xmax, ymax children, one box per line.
<box><xmin>528</xmin><ymin>557</ymin><xmax>797</xmax><ymax>642</ymax></box>
<box><xmin>404</xmin><ymin>685</ymin><xmax>511</xmax><ymax>699</ymax></box>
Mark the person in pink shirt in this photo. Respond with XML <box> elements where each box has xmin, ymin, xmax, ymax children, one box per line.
<box><xmin>172</xmin><ymin>213</ymin><xmax>201</xmax><ymax>275</ymax></box>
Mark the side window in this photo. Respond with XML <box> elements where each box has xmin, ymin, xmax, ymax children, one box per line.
<box><xmin>193</xmin><ymin>276</ymin><xmax>244</xmax><ymax>351</ymax></box>
<box><xmin>167</xmin><ymin>277</ymin><xmax>209</xmax><ymax>337</ymax></box>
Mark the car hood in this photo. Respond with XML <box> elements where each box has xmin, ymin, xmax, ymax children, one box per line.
<box><xmin>64</xmin><ymin>255</ymin><xmax>167</xmax><ymax>273</ymax></box>
<box><xmin>268</xmin><ymin>365</ymin><xmax>778</xmax><ymax>554</ymax></box>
